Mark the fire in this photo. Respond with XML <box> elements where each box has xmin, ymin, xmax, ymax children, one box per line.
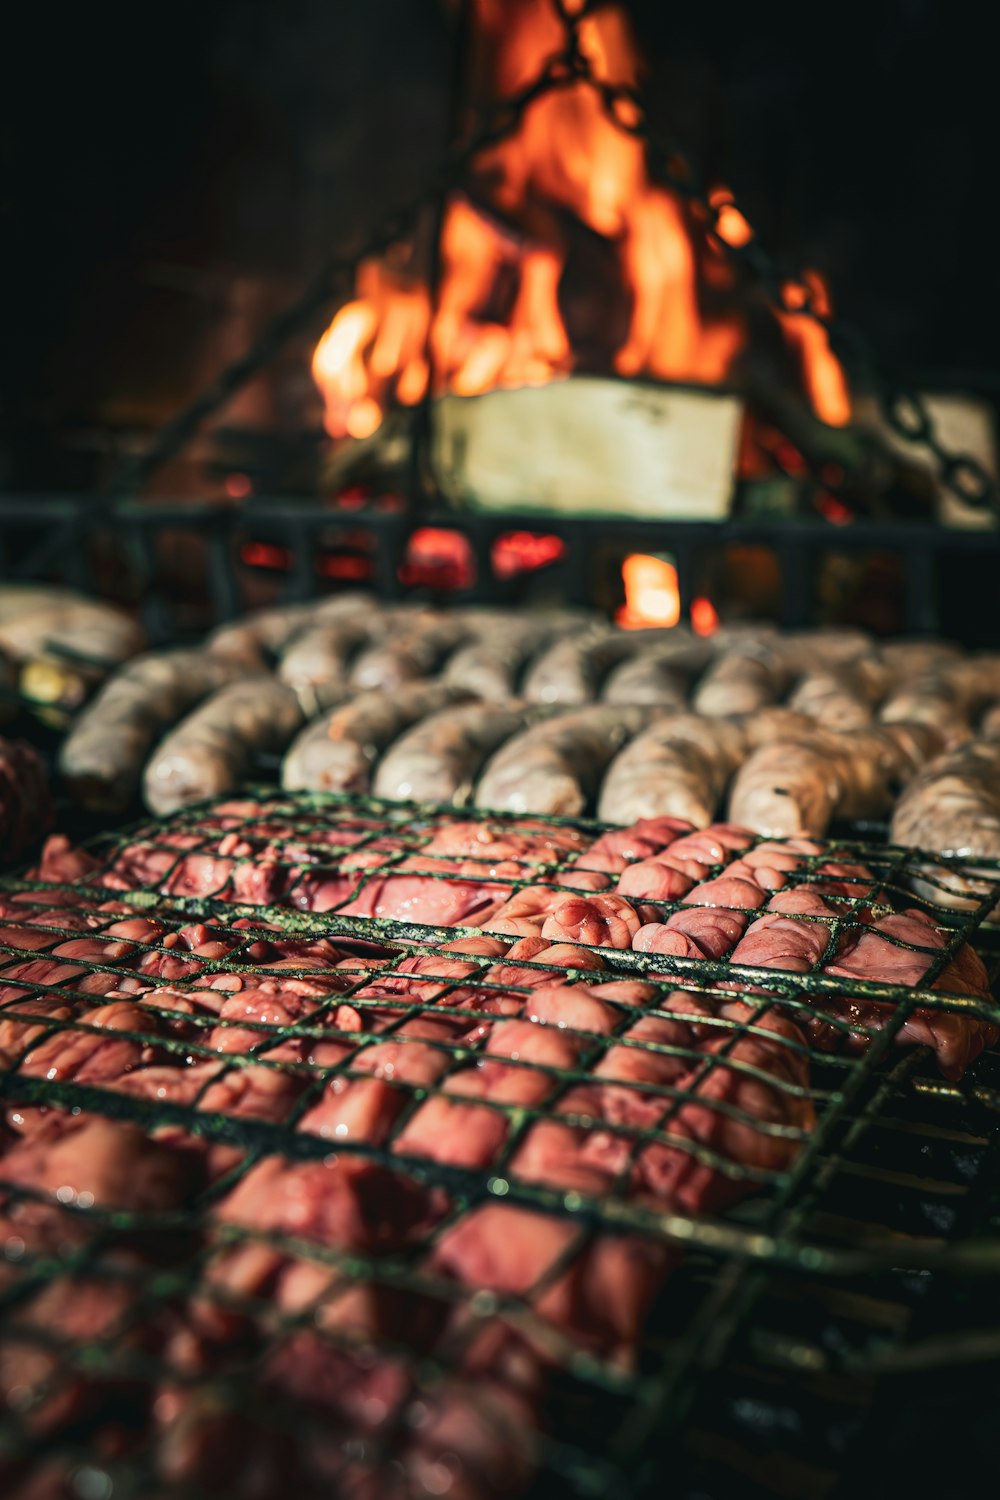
<box><xmin>775</xmin><ymin>271</ymin><xmax>851</xmax><ymax>428</ymax></box>
<box><xmin>312</xmin><ymin>0</ymin><xmax>849</xmax><ymax>443</ymax></box>
<box><xmin>617</xmin><ymin>554</ymin><xmax>681</xmax><ymax>629</ymax></box>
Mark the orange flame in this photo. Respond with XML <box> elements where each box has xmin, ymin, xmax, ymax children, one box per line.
<box><xmin>312</xmin><ymin>0</ymin><xmax>850</xmax><ymax>442</ymax></box>
<box><xmin>617</xmin><ymin>554</ymin><xmax>681</xmax><ymax>629</ymax></box>
<box><xmin>776</xmin><ymin>271</ymin><xmax>850</xmax><ymax>428</ymax></box>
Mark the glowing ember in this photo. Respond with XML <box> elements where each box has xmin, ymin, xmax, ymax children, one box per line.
<box><xmin>312</xmin><ymin>0</ymin><xmax>850</xmax><ymax>446</ymax></box>
<box><xmin>708</xmin><ymin>186</ymin><xmax>753</xmax><ymax>250</ymax></box>
<box><xmin>617</xmin><ymin>553</ymin><xmax>681</xmax><ymax>629</ymax></box>
<box><xmin>399</xmin><ymin>528</ymin><xmax>476</xmax><ymax>591</ymax></box>
<box><xmin>492</xmin><ymin>531</ymin><xmax>566</xmax><ymax>579</ymax></box>
<box><xmin>691</xmin><ymin>595</ymin><xmax>720</xmax><ymax>636</ymax></box>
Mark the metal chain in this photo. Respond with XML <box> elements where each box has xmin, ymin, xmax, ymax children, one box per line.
<box><xmin>108</xmin><ymin>0</ymin><xmax>995</xmax><ymax>515</ymax></box>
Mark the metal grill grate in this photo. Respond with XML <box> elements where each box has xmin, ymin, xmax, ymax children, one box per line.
<box><xmin>1</xmin><ymin>791</ymin><xmax>1000</xmax><ymax>1498</ymax></box>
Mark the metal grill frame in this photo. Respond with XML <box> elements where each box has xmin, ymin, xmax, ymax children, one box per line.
<box><xmin>2</xmin><ymin>791</ymin><xmax>1000</xmax><ymax>1495</ymax></box>
<box><xmin>4</xmin><ymin>493</ymin><xmax>1000</xmax><ymax>647</ymax></box>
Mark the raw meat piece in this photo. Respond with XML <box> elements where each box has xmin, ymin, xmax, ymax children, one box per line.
<box><xmin>205</xmin><ymin>1152</ymin><xmax>434</xmax><ymax>1333</ymax></box>
<box><xmin>425</xmin><ymin>978</ymin><xmax>813</xmax><ymax>1408</ymax></box>
<box><xmin>598</xmin><ymin>713</ymin><xmax>744</xmax><ymax>826</ymax></box>
<box><xmin>417</xmin><ymin>816</ymin><xmax>591</xmax><ymax>865</ymax></box>
<box><xmin>682</xmin><ymin>868</ymin><xmax>768</xmax><ymax>912</ymax></box>
<box><xmin>822</xmin><ymin>906</ymin><xmax>996</xmax><ymax>1078</ymax></box>
<box><xmin>143</xmin><ymin>676</ymin><xmax>304</xmax><ymax>815</ymax></box>
<box><xmin>476</xmin><ymin>705</ymin><xmax>649</xmax><ymax>815</ymax></box>
<box><xmin>310</xmin><ymin>817</ymin><xmax>590</xmax><ymax>928</ymax></box>
<box><xmin>510</xmin><ymin>988</ymin><xmax>815</xmax><ymax>1213</ymax></box>
<box><xmin>633</xmin><ymin>906</ymin><xmax>750</xmax><ymax>960</ymax></box>
<box><xmin>539</xmin><ymin>891</ymin><xmax>653</xmax><ymax>948</ymax></box>
<box><xmin>577</xmin><ymin>815</ymin><xmax>693</xmax><ymax>866</ymax></box>
<box><xmin>373</xmin><ymin>702</ymin><xmax>533</xmax><ymax>806</ymax></box>
<box><xmin>282</xmin><ymin>682</ymin><xmax>472</xmax><ymax>793</ymax></box>
<box><xmin>59</xmin><ymin>649</ymin><xmax>252</xmax><ymax>813</ymax></box>
<box><xmin>394</xmin><ymin>980</ymin><xmax>628</xmax><ymax>1171</ymax></box>
<box><xmin>15</xmin><ymin>999</ymin><xmax>160</xmax><ymax>1085</ymax></box>
<box><xmin>299</xmin><ymin>947</ymin><xmax>510</xmax><ymax>1146</ymax></box>
<box><xmin>0</xmin><ymin>1115</ymin><xmax>199</xmax><ymax>1444</ymax></box>
<box><xmin>729</xmin><ymin>887</ymin><xmax>842</xmax><ymax>973</ymax></box>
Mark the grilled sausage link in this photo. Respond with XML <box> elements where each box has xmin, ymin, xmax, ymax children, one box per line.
<box><xmin>60</xmin><ymin>651</ymin><xmax>252</xmax><ymax>813</ymax></box>
<box><xmin>143</xmin><ymin>677</ymin><xmax>305</xmax><ymax>815</ymax></box>
<box><xmin>282</xmin><ymin>683</ymin><xmax>473</xmax><ymax>795</ymax></box>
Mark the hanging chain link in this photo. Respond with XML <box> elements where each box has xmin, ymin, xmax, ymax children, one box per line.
<box><xmin>110</xmin><ymin>0</ymin><xmax>995</xmax><ymax>515</ymax></box>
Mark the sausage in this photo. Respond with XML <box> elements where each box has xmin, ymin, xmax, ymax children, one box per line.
<box><xmin>277</xmin><ymin>619</ymin><xmax>371</xmax><ymax>714</ymax></box>
<box><xmin>348</xmin><ymin>611</ymin><xmax>470</xmax><ymax>692</ymax></box>
<box><xmin>738</xmin><ymin>707</ymin><xmax>816</xmax><ymax>747</ymax></box>
<box><xmin>692</xmin><ymin>646</ymin><xmax>788</xmax><ymax>717</ymax></box>
<box><xmin>891</xmin><ymin>739</ymin><xmax>1000</xmax><ymax>862</ymax></box>
<box><xmin>601</xmin><ymin>648</ymin><xmax>688</xmax><ymax>707</ymax></box>
<box><xmin>143</xmin><ymin>677</ymin><xmax>305</xmax><ymax>815</ymax></box>
<box><xmin>475</xmin><ymin>705</ymin><xmax>650</xmax><ymax>816</ymax></box>
<box><xmin>880</xmin><ymin>639</ymin><xmax>963</xmax><ymax>681</ymax></box>
<box><xmin>207</xmin><ymin>593</ymin><xmax>373</xmax><ymax>669</ymax></box>
<box><xmin>598</xmin><ymin>714</ymin><xmax>745</xmax><ymax>826</ymax></box>
<box><xmin>891</xmin><ymin>739</ymin><xmax>1000</xmax><ymax>913</ymax></box>
<box><xmin>788</xmin><ymin>660</ymin><xmax>887</xmax><ymax>732</ymax></box>
<box><xmin>281</xmin><ymin>683</ymin><xmax>473</xmax><ymax>794</ymax></box>
<box><xmin>879</xmin><ymin>670</ymin><xmax>975</xmax><ymax>747</ymax></box>
<box><xmin>0</xmin><ymin>585</ymin><xmax>145</xmax><ymax>666</ymax></box>
<box><xmin>777</xmin><ymin>627</ymin><xmax>873</xmax><ymax>675</ymax></box>
<box><xmin>59</xmin><ymin>650</ymin><xmax>252</xmax><ymax>813</ymax></box>
<box><xmin>373</xmin><ymin>703</ymin><xmax>534</xmax><ymax>806</ymax></box>
<box><xmin>727</xmin><ymin>738</ymin><xmax>844</xmax><ymax>837</ymax></box>
<box><xmin>727</xmin><ymin>723</ymin><xmax>932</xmax><ymax>838</ymax></box>
<box><xmin>520</xmin><ymin>629</ymin><xmax>627</xmax><ymax>705</ymax></box>
<box><xmin>443</xmin><ymin>619</ymin><xmax>557</xmax><ymax>701</ymax></box>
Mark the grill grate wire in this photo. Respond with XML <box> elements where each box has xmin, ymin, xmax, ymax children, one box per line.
<box><xmin>1</xmin><ymin>789</ymin><xmax>1000</xmax><ymax>1498</ymax></box>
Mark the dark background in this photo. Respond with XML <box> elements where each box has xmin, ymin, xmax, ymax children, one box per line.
<box><xmin>1</xmin><ymin>0</ymin><xmax>994</xmax><ymax>486</ymax></box>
